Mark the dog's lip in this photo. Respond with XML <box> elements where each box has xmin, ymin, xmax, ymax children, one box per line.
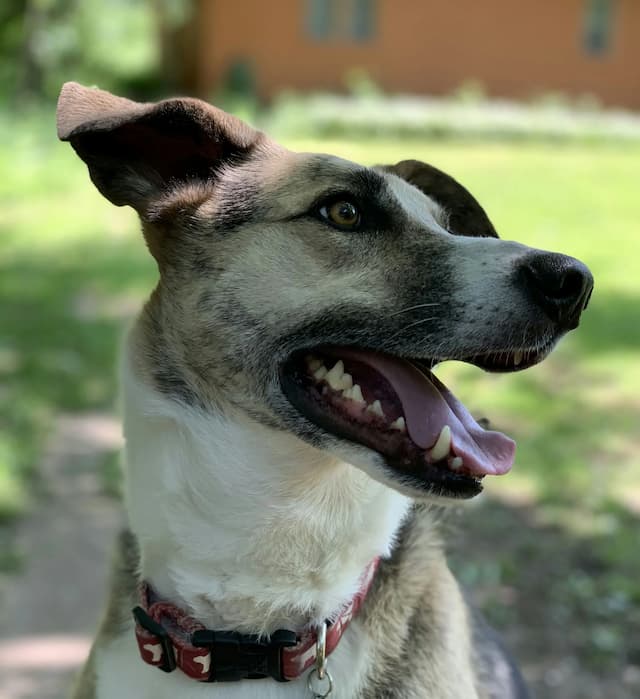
<box><xmin>454</xmin><ymin>338</ymin><xmax>557</xmax><ymax>373</ymax></box>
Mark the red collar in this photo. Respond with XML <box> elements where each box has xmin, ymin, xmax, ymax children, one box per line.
<box><xmin>133</xmin><ymin>557</ymin><xmax>379</xmax><ymax>682</ymax></box>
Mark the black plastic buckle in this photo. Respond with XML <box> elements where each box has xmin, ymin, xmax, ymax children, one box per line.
<box><xmin>132</xmin><ymin>606</ymin><xmax>177</xmax><ymax>673</ymax></box>
<box><xmin>191</xmin><ymin>628</ymin><xmax>298</xmax><ymax>682</ymax></box>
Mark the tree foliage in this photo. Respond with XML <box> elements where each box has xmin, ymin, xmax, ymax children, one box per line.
<box><xmin>1</xmin><ymin>0</ymin><xmax>190</xmax><ymax>105</ymax></box>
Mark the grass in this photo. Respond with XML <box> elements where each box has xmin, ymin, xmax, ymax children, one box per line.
<box><xmin>2</xmin><ymin>110</ymin><xmax>639</xmax><ymax>693</ymax></box>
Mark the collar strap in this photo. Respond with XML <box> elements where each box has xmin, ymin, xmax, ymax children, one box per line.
<box><xmin>132</xmin><ymin>557</ymin><xmax>379</xmax><ymax>683</ymax></box>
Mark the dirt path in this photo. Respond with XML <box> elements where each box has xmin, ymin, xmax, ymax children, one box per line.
<box><xmin>0</xmin><ymin>414</ymin><xmax>123</xmax><ymax>699</ymax></box>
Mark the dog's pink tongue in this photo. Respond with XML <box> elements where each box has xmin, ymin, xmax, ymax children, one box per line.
<box><xmin>347</xmin><ymin>351</ymin><xmax>515</xmax><ymax>477</ymax></box>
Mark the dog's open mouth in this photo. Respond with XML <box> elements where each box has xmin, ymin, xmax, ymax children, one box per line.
<box><xmin>279</xmin><ymin>346</ymin><xmax>540</xmax><ymax>498</ymax></box>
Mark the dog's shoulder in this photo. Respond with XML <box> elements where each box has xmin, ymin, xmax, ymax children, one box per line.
<box><xmin>100</xmin><ymin>528</ymin><xmax>140</xmax><ymax>635</ymax></box>
<box><xmin>358</xmin><ymin>505</ymin><xmax>529</xmax><ymax>698</ymax></box>
<box><xmin>358</xmin><ymin>505</ymin><xmax>475</xmax><ymax>696</ymax></box>
<box><xmin>470</xmin><ymin>610</ymin><xmax>531</xmax><ymax>699</ymax></box>
<box><xmin>70</xmin><ymin>530</ymin><xmax>140</xmax><ymax>699</ymax></box>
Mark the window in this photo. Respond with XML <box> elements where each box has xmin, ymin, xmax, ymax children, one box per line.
<box><xmin>351</xmin><ymin>0</ymin><xmax>376</xmax><ymax>40</ymax></box>
<box><xmin>307</xmin><ymin>0</ymin><xmax>334</xmax><ymax>39</ymax></box>
<box><xmin>583</xmin><ymin>0</ymin><xmax>616</xmax><ymax>56</ymax></box>
<box><xmin>306</xmin><ymin>0</ymin><xmax>376</xmax><ymax>42</ymax></box>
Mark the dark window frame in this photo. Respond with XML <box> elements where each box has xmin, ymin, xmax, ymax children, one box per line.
<box><xmin>306</xmin><ymin>0</ymin><xmax>376</xmax><ymax>42</ymax></box>
<box><xmin>583</xmin><ymin>0</ymin><xmax>616</xmax><ymax>56</ymax></box>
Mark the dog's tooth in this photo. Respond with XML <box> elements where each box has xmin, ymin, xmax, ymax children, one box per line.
<box><xmin>430</xmin><ymin>425</ymin><xmax>452</xmax><ymax>461</ymax></box>
<box><xmin>340</xmin><ymin>373</ymin><xmax>353</xmax><ymax>390</ymax></box>
<box><xmin>313</xmin><ymin>365</ymin><xmax>328</xmax><ymax>381</ymax></box>
<box><xmin>367</xmin><ymin>400</ymin><xmax>385</xmax><ymax>418</ymax></box>
<box><xmin>449</xmin><ymin>456</ymin><xmax>464</xmax><ymax>470</ymax></box>
<box><xmin>307</xmin><ymin>357</ymin><xmax>323</xmax><ymax>372</ymax></box>
<box><xmin>390</xmin><ymin>416</ymin><xmax>406</xmax><ymax>432</ymax></box>
<box><xmin>350</xmin><ymin>384</ymin><xmax>365</xmax><ymax>404</ymax></box>
<box><xmin>513</xmin><ymin>350</ymin><xmax>523</xmax><ymax>366</ymax></box>
<box><xmin>326</xmin><ymin>360</ymin><xmax>345</xmax><ymax>390</ymax></box>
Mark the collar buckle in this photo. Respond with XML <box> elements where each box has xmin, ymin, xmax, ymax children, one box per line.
<box><xmin>191</xmin><ymin>628</ymin><xmax>298</xmax><ymax>682</ymax></box>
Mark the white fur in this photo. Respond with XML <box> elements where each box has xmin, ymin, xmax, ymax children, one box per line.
<box><xmin>385</xmin><ymin>173</ymin><xmax>446</xmax><ymax>229</ymax></box>
<box><xmin>95</xmin><ymin>353</ymin><xmax>410</xmax><ymax>698</ymax></box>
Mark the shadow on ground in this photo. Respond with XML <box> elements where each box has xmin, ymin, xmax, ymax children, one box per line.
<box><xmin>449</xmin><ymin>496</ymin><xmax>640</xmax><ymax>699</ymax></box>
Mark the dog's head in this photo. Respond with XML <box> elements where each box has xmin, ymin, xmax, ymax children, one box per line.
<box><xmin>57</xmin><ymin>83</ymin><xmax>593</xmax><ymax>501</ymax></box>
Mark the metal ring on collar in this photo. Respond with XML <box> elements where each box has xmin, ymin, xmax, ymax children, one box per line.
<box><xmin>307</xmin><ymin>666</ymin><xmax>333</xmax><ymax>698</ymax></box>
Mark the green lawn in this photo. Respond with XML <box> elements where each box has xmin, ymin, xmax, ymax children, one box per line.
<box><xmin>2</xmin><ymin>119</ymin><xmax>639</xmax><ymax>525</ymax></box>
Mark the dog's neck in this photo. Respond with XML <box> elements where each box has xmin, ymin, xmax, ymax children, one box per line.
<box><xmin>121</xmin><ymin>358</ymin><xmax>410</xmax><ymax>636</ymax></box>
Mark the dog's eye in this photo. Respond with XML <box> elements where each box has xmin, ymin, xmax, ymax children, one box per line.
<box><xmin>318</xmin><ymin>199</ymin><xmax>361</xmax><ymax>230</ymax></box>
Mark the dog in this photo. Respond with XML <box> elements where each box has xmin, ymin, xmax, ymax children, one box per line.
<box><xmin>57</xmin><ymin>82</ymin><xmax>593</xmax><ymax>698</ymax></box>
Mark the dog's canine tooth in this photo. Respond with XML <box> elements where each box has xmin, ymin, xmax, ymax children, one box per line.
<box><xmin>449</xmin><ymin>456</ymin><xmax>464</xmax><ymax>470</ymax></box>
<box><xmin>313</xmin><ymin>365</ymin><xmax>328</xmax><ymax>381</ymax></box>
<box><xmin>326</xmin><ymin>360</ymin><xmax>345</xmax><ymax>390</ymax></box>
<box><xmin>513</xmin><ymin>350</ymin><xmax>523</xmax><ymax>366</ymax></box>
<box><xmin>350</xmin><ymin>384</ymin><xmax>365</xmax><ymax>403</ymax></box>
<box><xmin>367</xmin><ymin>400</ymin><xmax>385</xmax><ymax>418</ymax></box>
<box><xmin>390</xmin><ymin>416</ymin><xmax>406</xmax><ymax>432</ymax></box>
<box><xmin>430</xmin><ymin>425</ymin><xmax>451</xmax><ymax>461</ymax></box>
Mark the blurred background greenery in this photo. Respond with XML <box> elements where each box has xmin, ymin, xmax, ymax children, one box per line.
<box><xmin>1</xmin><ymin>1</ymin><xmax>639</xmax><ymax>698</ymax></box>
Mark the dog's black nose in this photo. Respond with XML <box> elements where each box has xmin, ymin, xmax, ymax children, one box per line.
<box><xmin>521</xmin><ymin>252</ymin><xmax>594</xmax><ymax>329</ymax></box>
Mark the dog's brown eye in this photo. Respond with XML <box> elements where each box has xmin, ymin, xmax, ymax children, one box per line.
<box><xmin>320</xmin><ymin>200</ymin><xmax>361</xmax><ymax>229</ymax></box>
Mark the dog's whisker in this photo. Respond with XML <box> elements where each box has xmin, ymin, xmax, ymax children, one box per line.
<box><xmin>387</xmin><ymin>316</ymin><xmax>438</xmax><ymax>341</ymax></box>
<box><xmin>389</xmin><ymin>302</ymin><xmax>441</xmax><ymax>317</ymax></box>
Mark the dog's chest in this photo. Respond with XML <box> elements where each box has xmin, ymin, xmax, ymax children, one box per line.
<box><xmin>96</xmin><ymin>621</ymin><xmax>371</xmax><ymax>699</ymax></box>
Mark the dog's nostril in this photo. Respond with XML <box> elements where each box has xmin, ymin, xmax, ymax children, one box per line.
<box><xmin>558</xmin><ymin>269</ymin><xmax>586</xmax><ymax>299</ymax></box>
<box><xmin>521</xmin><ymin>253</ymin><xmax>593</xmax><ymax>327</ymax></box>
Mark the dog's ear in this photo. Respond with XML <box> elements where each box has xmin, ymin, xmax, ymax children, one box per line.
<box><xmin>56</xmin><ymin>82</ymin><xmax>260</xmax><ymax>213</ymax></box>
<box><xmin>382</xmin><ymin>159</ymin><xmax>499</xmax><ymax>238</ymax></box>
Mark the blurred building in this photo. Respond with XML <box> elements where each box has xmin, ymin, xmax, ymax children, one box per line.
<box><xmin>174</xmin><ymin>0</ymin><xmax>639</xmax><ymax>109</ymax></box>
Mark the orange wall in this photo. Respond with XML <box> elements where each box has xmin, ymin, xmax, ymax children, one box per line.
<box><xmin>190</xmin><ymin>0</ymin><xmax>640</xmax><ymax>109</ymax></box>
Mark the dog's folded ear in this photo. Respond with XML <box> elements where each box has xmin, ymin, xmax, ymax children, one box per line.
<box><xmin>382</xmin><ymin>159</ymin><xmax>499</xmax><ymax>238</ymax></box>
<box><xmin>56</xmin><ymin>82</ymin><xmax>261</xmax><ymax>212</ymax></box>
